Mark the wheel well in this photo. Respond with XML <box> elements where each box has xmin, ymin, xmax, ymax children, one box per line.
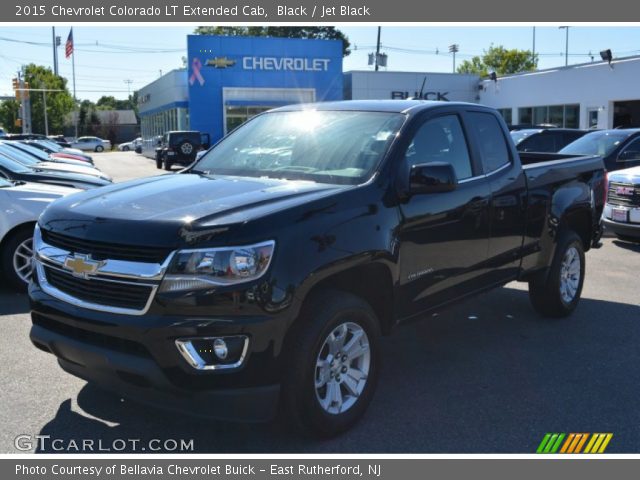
<box><xmin>303</xmin><ymin>263</ymin><xmax>395</xmax><ymax>335</ymax></box>
<box><xmin>563</xmin><ymin>209</ymin><xmax>592</xmax><ymax>251</ymax></box>
<box><xmin>0</xmin><ymin>221</ymin><xmax>36</xmax><ymax>252</ymax></box>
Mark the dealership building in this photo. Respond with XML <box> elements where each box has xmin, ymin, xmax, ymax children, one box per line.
<box><xmin>139</xmin><ymin>36</ymin><xmax>640</xmax><ymax>149</ymax></box>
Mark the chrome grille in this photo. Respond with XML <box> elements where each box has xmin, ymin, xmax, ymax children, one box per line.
<box><xmin>607</xmin><ymin>182</ymin><xmax>640</xmax><ymax>207</ymax></box>
<box><xmin>43</xmin><ymin>265</ymin><xmax>153</xmax><ymax>311</ymax></box>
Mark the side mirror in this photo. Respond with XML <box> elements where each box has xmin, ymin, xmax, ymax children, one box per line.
<box><xmin>409</xmin><ymin>162</ymin><xmax>457</xmax><ymax>195</ymax></box>
<box><xmin>618</xmin><ymin>150</ymin><xmax>640</xmax><ymax>161</ymax></box>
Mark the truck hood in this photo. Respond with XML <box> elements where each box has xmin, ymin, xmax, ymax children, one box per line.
<box><xmin>35</xmin><ymin>161</ymin><xmax>110</xmax><ymax>180</ymax></box>
<box><xmin>609</xmin><ymin>165</ymin><xmax>640</xmax><ymax>183</ymax></box>
<box><xmin>41</xmin><ymin>173</ymin><xmax>350</xmax><ymax>247</ymax></box>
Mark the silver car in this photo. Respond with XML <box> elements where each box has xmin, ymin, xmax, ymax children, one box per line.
<box><xmin>70</xmin><ymin>136</ymin><xmax>111</xmax><ymax>152</ymax></box>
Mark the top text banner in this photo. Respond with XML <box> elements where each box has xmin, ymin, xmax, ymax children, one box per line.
<box><xmin>5</xmin><ymin>0</ymin><xmax>640</xmax><ymax>22</ymax></box>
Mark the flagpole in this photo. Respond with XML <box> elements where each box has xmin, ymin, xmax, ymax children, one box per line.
<box><xmin>71</xmin><ymin>27</ymin><xmax>78</xmax><ymax>139</ymax></box>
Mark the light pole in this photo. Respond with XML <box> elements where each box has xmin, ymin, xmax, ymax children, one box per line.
<box><xmin>449</xmin><ymin>44</ymin><xmax>459</xmax><ymax>73</ymax></box>
<box><xmin>124</xmin><ymin>79</ymin><xmax>133</xmax><ymax>96</ymax></box>
<box><xmin>375</xmin><ymin>26</ymin><xmax>381</xmax><ymax>71</ymax></box>
<box><xmin>559</xmin><ymin>26</ymin><xmax>570</xmax><ymax>66</ymax></box>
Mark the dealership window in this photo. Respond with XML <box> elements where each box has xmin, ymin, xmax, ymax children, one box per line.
<box><xmin>518</xmin><ymin>104</ymin><xmax>580</xmax><ymax>128</ymax></box>
<box><xmin>225</xmin><ymin>105</ymin><xmax>272</xmax><ymax>134</ymax></box>
<box><xmin>140</xmin><ymin>107</ymin><xmax>189</xmax><ymax>143</ymax></box>
<box><xmin>497</xmin><ymin>108</ymin><xmax>512</xmax><ymax>125</ymax></box>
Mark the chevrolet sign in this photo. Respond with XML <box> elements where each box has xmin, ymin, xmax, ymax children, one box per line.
<box><xmin>205</xmin><ymin>57</ymin><xmax>236</xmax><ymax>69</ymax></box>
<box><xmin>242</xmin><ymin>57</ymin><xmax>331</xmax><ymax>72</ymax></box>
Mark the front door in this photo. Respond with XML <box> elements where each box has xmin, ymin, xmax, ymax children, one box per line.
<box><xmin>396</xmin><ymin>112</ymin><xmax>492</xmax><ymax>318</ymax></box>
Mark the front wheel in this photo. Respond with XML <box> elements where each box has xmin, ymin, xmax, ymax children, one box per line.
<box><xmin>282</xmin><ymin>290</ymin><xmax>380</xmax><ymax>437</ymax></box>
<box><xmin>155</xmin><ymin>154</ymin><xmax>162</xmax><ymax>169</ymax></box>
<box><xmin>1</xmin><ymin>226</ymin><xmax>34</xmax><ymax>291</ymax></box>
<box><xmin>95</xmin><ymin>145</ymin><xmax>104</xmax><ymax>152</ymax></box>
<box><xmin>529</xmin><ymin>231</ymin><xmax>585</xmax><ymax>318</ymax></box>
<box><xmin>122</xmin><ymin>146</ymin><xmax>130</xmax><ymax>151</ymax></box>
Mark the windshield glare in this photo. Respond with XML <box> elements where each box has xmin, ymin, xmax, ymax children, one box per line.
<box><xmin>510</xmin><ymin>130</ymin><xmax>538</xmax><ymax>145</ymax></box>
<box><xmin>559</xmin><ymin>131</ymin><xmax>630</xmax><ymax>157</ymax></box>
<box><xmin>0</xmin><ymin>144</ymin><xmax>39</xmax><ymax>166</ymax></box>
<box><xmin>194</xmin><ymin>110</ymin><xmax>405</xmax><ymax>185</ymax></box>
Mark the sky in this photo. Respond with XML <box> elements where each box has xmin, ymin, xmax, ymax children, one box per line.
<box><xmin>1</xmin><ymin>26</ymin><xmax>640</xmax><ymax>102</ymax></box>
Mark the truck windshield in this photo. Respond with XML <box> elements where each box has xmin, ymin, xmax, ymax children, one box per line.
<box><xmin>194</xmin><ymin>110</ymin><xmax>405</xmax><ymax>185</ymax></box>
<box><xmin>559</xmin><ymin>131</ymin><xmax>630</xmax><ymax>157</ymax></box>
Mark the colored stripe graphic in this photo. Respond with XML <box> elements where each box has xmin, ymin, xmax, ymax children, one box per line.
<box><xmin>537</xmin><ymin>433</ymin><xmax>613</xmax><ymax>454</ymax></box>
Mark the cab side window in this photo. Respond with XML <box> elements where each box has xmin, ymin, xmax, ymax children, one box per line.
<box><xmin>467</xmin><ymin>112</ymin><xmax>511</xmax><ymax>173</ymax></box>
<box><xmin>618</xmin><ymin>137</ymin><xmax>640</xmax><ymax>162</ymax></box>
<box><xmin>405</xmin><ymin>115</ymin><xmax>473</xmax><ymax>180</ymax></box>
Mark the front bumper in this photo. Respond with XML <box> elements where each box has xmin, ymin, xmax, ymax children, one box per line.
<box><xmin>30</xmin><ymin>323</ymin><xmax>279</xmax><ymax>422</ymax></box>
<box><xmin>29</xmin><ymin>281</ymin><xmax>289</xmax><ymax>422</ymax></box>
<box><xmin>603</xmin><ymin>217</ymin><xmax>640</xmax><ymax>238</ymax></box>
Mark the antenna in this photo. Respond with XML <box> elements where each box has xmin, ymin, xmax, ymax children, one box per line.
<box><xmin>418</xmin><ymin>76</ymin><xmax>427</xmax><ymax>99</ymax></box>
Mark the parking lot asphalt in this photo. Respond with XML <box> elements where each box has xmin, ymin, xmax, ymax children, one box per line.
<box><xmin>1</xmin><ymin>151</ymin><xmax>639</xmax><ymax>453</ymax></box>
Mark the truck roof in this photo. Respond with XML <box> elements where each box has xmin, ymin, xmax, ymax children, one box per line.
<box><xmin>274</xmin><ymin>100</ymin><xmax>484</xmax><ymax>114</ymax></box>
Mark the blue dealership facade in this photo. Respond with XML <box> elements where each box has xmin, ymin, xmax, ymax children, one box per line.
<box><xmin>139</xmin><ymin>35</ymin><xmax>344</xmax><ymax>149</ymax></box>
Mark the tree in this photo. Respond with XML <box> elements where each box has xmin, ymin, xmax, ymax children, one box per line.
<box><xmin>77</xmin><ymin>99</ymin><xmax>101</xmax><ymax>136</ymax></box>
<box><xmin>457</xmin><ymin>45</ymin><xmax>537</xmax><ymax>77</ymax></box>
<box><xmin>0</xmin><ymin>64</ymin><xmax>75</xmax><ymax>135</ymax></box>
<box><xmin>194</xmin><ymin>26</ymin><xmax>351</xmax><ymax>57</ymax></box>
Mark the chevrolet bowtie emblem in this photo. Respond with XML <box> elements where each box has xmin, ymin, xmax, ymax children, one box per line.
<box><xmin>205</xmin><ymin>57</ymin><xmax>236</xmax><ymax>69</ymax></box>
<box><xmin>63</xmin><ymin>255</ymin><xmax>104</xmax><ymax>279</ymax></box>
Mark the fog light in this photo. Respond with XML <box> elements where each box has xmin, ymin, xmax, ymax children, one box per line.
<box><xmin>175</xmin><ymin>336</ymin><xmax>248</xmax><ymax>370</ymax></box>
<box><xmin>213</xmin><ymin>338</ymin><xmax>228</xmax><ymax>360</ymax></box>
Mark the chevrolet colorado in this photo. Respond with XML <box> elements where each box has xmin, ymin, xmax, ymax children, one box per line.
<box><xmin>29</xmin><ymin>101</ymin><xmax>605</xmax><ymax>436</ymax></box>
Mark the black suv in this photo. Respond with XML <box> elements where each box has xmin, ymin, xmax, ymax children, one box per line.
<box><xmin>155</xmin><ymin>131</ymin><xmax>211</xmax><ymax>171</ymax></box>
<box><xmin>510</xmin><ymin>128</ymin><xmax>588</xmax><ymax>153</ymax></box>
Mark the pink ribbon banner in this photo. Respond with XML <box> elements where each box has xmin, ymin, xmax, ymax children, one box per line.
<box><xmin>189</xmin><ymin>57</ymin><xmax>205</xmax><ymax>86</ymax></box>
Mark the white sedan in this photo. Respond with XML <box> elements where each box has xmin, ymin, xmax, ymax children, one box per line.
<box><xmin>0</xmin><ymin>178</ymin><xmax>81</xmax><ymax>289</ymax></box>
<box><xmin>70</xmin><ymin>136</ymin><xmax>111</xmax><ymax>152</ymax></box>
<box><xmin>118</xmin><ymin>137</ymin><xmax>142</xmax><ymax>151</ymax></box>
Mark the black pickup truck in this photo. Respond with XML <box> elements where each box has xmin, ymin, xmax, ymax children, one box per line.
<box><xmin>29</xmin><ymin>101</ymin><xmax>605</xmax><ymax>436</ymax></box>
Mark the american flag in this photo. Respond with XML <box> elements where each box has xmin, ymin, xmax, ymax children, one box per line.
<box><xmin>65</xmin><ymin>29</ymin><xmax>73</xmax><ymax>58</ymax></box>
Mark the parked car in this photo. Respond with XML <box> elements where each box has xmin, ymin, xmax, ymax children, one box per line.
<box><xmin>602</xmin><ymin>165</ymin><xmax>640</xmax><ymax>242</ymax></box>
<box><xmin>118</xmin><ymin>137</ymin><xmax>142</xmax><ymax>151</ymax></box>
<box><xmin>71</xmin><ymin>136</ymin><xmax>111</xmax><ymax>152</ymax></box>
<box><xmin>0</xmin><ymin>127</ymin><xmax>7</xmax><ymax>138</ymax></box>
<box><xmin>0</xmin><ymin>142</ymin><xmax>111</xmax><ymax>181</ymax></box>
<box><xmin>21</xmin><ymin>140</ymin><xmax>93</xmax><ymax>164</ymax></box>
<box><xmin>511</xmin><ymin>128</ymin><xmax>588</xmax><ymax>153</ymax></box>
<box><xmin>559</xmin><ymin>129</ymin><xmax>640</xmax><ymax>172</ymax></box>
<box><xmin>0</xmin><ymin>178</ymin><xmax>80</xmax><ymax>290</ymax></box>
<box><xmin>48</xmin><ymin>135</ymin><xmax>72</xmax><ymax>148</ymax></box>
<box><xmin>155</xmin><ymin>131</ymin><xmax>211</xmax><ymax>170</ymax></box>
<box><xmin>29</xmin><ymin>101</ymin><xmax>604</xmax><ymax>437</ymax></box>
<box><xmin>0</xmin><ymin>152</ymin><xmax>111</xmax><ymax>190</ymax></box>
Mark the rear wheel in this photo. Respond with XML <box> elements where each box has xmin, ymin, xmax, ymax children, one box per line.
<box><xmin>164</xmin><ymin>158</ymin><xmax>173</xmax><ymax>171</ymax></box>
<box><xmin>529</xmin><ymin>231</ymin><xmax>585</xmax><ymax>318</ymax></box>
<box><xmin>282</xmin><ymin>290</ymin><xmax>380</xmax><ymax>437</ymax></box>
<box><xmin>95</xmin><ymin>145</ymin><xmax>104</xmax><ymax>152</ymax></box>
<box><xmin>122</xmin><ymin>146</ymin><xmax>130</xmax><ymax>151</ymax></box>
<box><xmin>1</xmin><ymin>226</ymin><xmax>35</xmax><ymax>291</ymax></box>
<box><xmin>155</xmin><ymin>153</ymin><xmax>162</xmax><ymax>169</ymax></box>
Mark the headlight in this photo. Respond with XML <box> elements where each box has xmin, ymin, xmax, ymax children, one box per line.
<box><xmin>159</xmin><ymin>240</ymin><xmax>275</xmax><ymax>292</ymax></box>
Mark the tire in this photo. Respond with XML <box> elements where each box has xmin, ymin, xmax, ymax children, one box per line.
<box><xmin>95</xmin><ymin>145</ymin><xmax>104</xmax><ymax>152</ymax></box>
<box><xmin>155</xmin><ymin>154</ymin><xmax>162</xmax><ymax>170</ymax></box>
<box><xmin>615</xmin><ymin>234</ymin><xmax>640</xmax><ymax>244</ymax></box>
<box><xmin>529</xmin><ymin>231</ymin><xmax>585</xmax><ymax>318</ymax></box>
<box><xmin>177</xmin><ymin>141</ymin><xmax>195</xmax><ymax>157</ymax></box>
<box><xmin>122</xmin><ymin>146</ymin><xmax>130</xmax><ymax>151</ymax></box>
<box><xmin>164</xmin><ymin>158</ymin><xmax>173</xmax><ymax>171</ymax></box>
<box><xmin>1</xmin><ymin>226</ymin><xmax>35</xmax><ymax>291</ymax></box>
<box><xmin>281</xmin><ymin>290</ymin><xmax>380</xmax><ymax>437</ymax></box>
